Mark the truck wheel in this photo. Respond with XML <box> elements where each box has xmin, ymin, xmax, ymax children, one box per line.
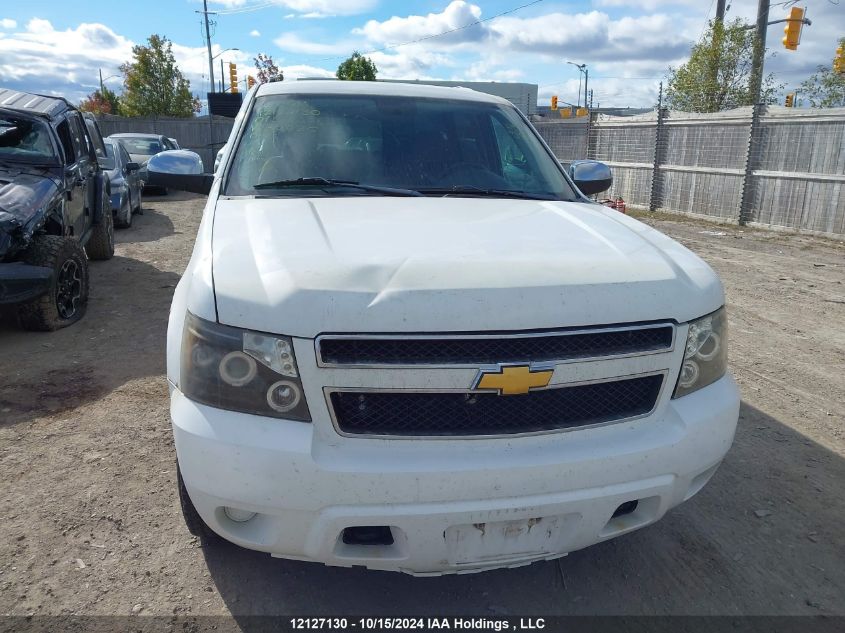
<box><xmin>115</xmin><ymin>194</ymin><xmax>132</xmax><ymax>229</ymax></box>
<box><xmin>177</xmin><ymin>463</ymin><xmax>220</xmax><ymax>543</ymax></box>
<box><xmin>86</xmin><ymin>196</ymin><xmax>115</xmax><ymax>260</ymax></box>
<box><xmin>17</xmin><ymin>236</ymin><xmax>89</xmax><ymax>331</ymax></box>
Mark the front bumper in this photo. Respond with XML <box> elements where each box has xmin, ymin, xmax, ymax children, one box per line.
<box><xmin>0</xmin><ymin>262</ymin><xmax>53</xmax><ymax>305</ymax></box>
<box><xmin>171</xmin><ymin>373</ymin><xmax>739</xmax><ymax>575</ymax></box>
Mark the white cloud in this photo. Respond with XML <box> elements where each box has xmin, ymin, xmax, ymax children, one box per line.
<box><xmin>0</xmin><ymin>18</ymin><xmax>255</xmax><ymax>103</ymax></box>
<box><xmin>281</xmin><ymin>64</ymin><xmax>334</xmax><ymax>79</ymax></box>
<box><xmin>356</xmin><ymin>1</ymin><xmax>483</xmax><ymax>45</ymax></box>
<box><xmin>0</xmin><ymin>18</ymin><xmax>16</xmax><ymax>29</ymax></box>
<box><xmin>250</xmin><ymin>29</ymin><xmax>261</xmax><ymax>37</ymax></box>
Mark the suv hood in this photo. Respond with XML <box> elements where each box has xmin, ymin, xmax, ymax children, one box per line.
<box><xmin>0</xmin><ymin>167</ymin><xmax>60</xmax><ymax>259</ymax></box>
<box><xmin>211</xmin><ymin>197</ymin><xmax>723</xmax><ymax>337</ymax></box>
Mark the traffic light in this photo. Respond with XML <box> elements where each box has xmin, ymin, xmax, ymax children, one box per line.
<box><xmin>551</xmin><ymin>95</ymin><xmax>558</xmax><ymax>110</ymax></box>
<box><xmin>782</xmin><ymin>7</ymin><xmax>804</xmax><ymax>51</ymax></box>
<box><xmin>785</xmin><ymin>93</ymin><xmax>795</xmax><ymax>107</ymax></box>
<box><xmin>228</xmin><ymin>62</ymin><xmax>238</xmax><ymax>93</ymax></box>
<box><xmin>835</xmin><ymin>44</ymin><xmax>845</xmax><ymax>74</ymax></box>
<box><xmin>247</xmin><ymin>75</ymin><xmax>256</xmax><ymax>89</ymax></box>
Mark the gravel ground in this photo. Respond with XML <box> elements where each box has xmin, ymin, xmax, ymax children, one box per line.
<box><xmin>1</xmin><ymin>193</ymin><xmax>843</xmax><ymax>618</ymax></box>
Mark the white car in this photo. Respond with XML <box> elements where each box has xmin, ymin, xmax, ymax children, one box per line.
<box><xmin>152</xmin><ymin>80</ymin><xmax>739</xmax><ymax>576</ymax></box>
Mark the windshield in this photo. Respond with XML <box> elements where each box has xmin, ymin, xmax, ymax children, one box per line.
<box><xmin>118</xmin><ymin>137</ymin><xmax>162</xmax><ymax>156</ymax></box>
<box><xmin>225</xmin><ymin>94</ymin><xmax>577</xmax><ymax>200</ymax></box>
<box><xmin>0</xmin><ymin>114</ymin><xmax>58</xmax><ymax>164</ymax></box>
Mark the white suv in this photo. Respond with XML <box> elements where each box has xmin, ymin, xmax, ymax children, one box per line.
<box><xmin>152</xmin><ymin>80</ymin><xmax>739</xmax><ymax>575</ymax></box>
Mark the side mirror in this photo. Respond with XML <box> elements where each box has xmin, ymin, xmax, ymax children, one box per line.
<box><xmin>145</xmin><ymin>150</ymin><xmax>213</xmax><ymax>195</ymax></box>
<box><xmin>569</xmin><ymin>160</ymin><xmax>612</xmax><ymax>196</ymax></box>
<box><xmin>125</xmin><ymin>162</ymin><xmax>140</xmax><ymax>172</ymax></box>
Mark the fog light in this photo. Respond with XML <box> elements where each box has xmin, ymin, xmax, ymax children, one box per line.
<box><xmin>219</xmin><ymin>351</ymin><xmax>257</xmax><ymax>387</ymax></box>
<box><xmin>223</xmin><ymin>506</ymin><xmax>256</xmax><ymax>522</ymax></box>
<box><xmin>678</xmin><ymin>360</ymin><xmax>700</xmax><ymax>388</ymax></box>
<box><xmin>266</xmin><ymin>380</ymin><xmax>302</xmax><ymax>413</ymax></box>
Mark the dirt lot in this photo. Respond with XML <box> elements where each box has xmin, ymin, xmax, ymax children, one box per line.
<box><xmin>1</xmin><ymin>192</ymin><xmax>843</xmax><ymax>618</ymax></box>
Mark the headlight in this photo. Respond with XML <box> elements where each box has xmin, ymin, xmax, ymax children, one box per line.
<box><xmin>673</xmin><ymin>307</ymin><xmax>728</xmax><ymax>398</ymax></box>
<box><xmin>180</xmin><ymin>312</ymin><xmax>311</xmax><ymax>421</ymax></box>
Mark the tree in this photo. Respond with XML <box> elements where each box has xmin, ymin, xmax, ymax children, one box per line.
<box><xmin>336</xmin><ymin>52</ymin><xmax>377</xmax><ymax>81</ymax></box>
<box><xmin>665</xmin><ymin>19</ymin><xmax>780</xmax><ymax>112</ymax></box>
<box><xmin>254</xmin><ymin>53</ymin><xmax>283</xmax><ymax>83</ymax></box>
<box><xmin>799</xmin><ymin>38</ymin><xmax>845</xmax><ymax>108</ymax></box>
<box><xmin>79</xmin><ymin>86</ymin><xmax>121</xmax><ymax>116</ymax></box>
<box><xmin>119</xmin><ymin>34</ymin><xmax>199</xmax><ymax>117</ymax></box>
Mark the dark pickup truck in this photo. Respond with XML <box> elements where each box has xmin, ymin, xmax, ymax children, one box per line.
<box><xmin>0</xmin><ymin>88</ymin><xmax>115</xmax><ymax>330</ymax></box>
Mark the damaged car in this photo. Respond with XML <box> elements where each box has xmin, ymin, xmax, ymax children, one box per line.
<box><xmin>0</xmin><ymin>88</ymin><xmax>114</xmax><ymax>331</ymax></box>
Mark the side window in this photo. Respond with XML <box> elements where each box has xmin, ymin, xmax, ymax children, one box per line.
<box><xmin>120</xmin><ymin>144</ymin><xmax>131</xmax><ymax>165</ymax></box>
<box><xmin>55</xmin><ymin>120</ymin><xmax>76</xmax><ymax>165</ymax></box>
<box><xmin>66</xmin><ymin>114</ymin><xmax>88</xmax><ymax>161</ymax></box>
<box><xmin>84</xmin><ymin>117</ymin><xmax>107</xmax><ymax>161</ymax></box>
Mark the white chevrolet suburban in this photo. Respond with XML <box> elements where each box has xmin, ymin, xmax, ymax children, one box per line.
<box><xmin>151</xmin><ymin>80</ymin><xmax>739</xmax><ymax>576</ymax></box>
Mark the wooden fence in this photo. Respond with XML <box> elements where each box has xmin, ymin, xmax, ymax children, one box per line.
<box><xmin>96</xmin><ymin>114</ymin><xmax>235</xmax><ymax>174</ymax></box>
<box><xmin>96</xmin><ymin>108</ymin><xmax>845</xmax><ymax>237</ymax></box>
<box><xmin>534</xmin><ymin>106</ymin><xmax>845</xmax><ymax>238</ymax></box>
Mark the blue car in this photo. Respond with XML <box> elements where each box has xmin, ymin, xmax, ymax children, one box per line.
<box><xmin>102</xmin><ymin>138</ymin><xmax>142</xmax><ymax>228</ymax></box>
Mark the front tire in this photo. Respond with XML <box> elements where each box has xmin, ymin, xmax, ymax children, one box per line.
<box><xmin>115</xmin><ymin>193</ymin><xmax>132</xmax><ymax>229</ymax></box>
<box><xmin>86</xmin><ymin>195</ymin><xmax>115</xmax><ymax>260</ymax></box>
<box><xmin>17</xmin><ymin>236</ymin><xmax>89</xmax><ymax>331</ymax></box>
<box><xmin>177</xmin><ymin>463</ymin><xmax>219</xmax><ymax>543</ymax></box>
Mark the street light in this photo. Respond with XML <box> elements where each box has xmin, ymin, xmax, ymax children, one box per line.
<box><xmin>566</xmin><ymin>61</ymin><xmax>588</xmax><ymax>109</ymax></box>
<box><xmin>98</xmin><ymin>70</ymin><xmax>121</xmax><ymax>94</ymax></box>
<box><xmin>212</xmin><ymin>48</ymin><xmax>240</xmax><ymax>92</ymax></box>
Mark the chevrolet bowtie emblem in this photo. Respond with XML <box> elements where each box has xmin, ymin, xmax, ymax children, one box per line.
<box><xmin>474</xmin><ymin>365</ymin><xmax>554</xmax><ymax>396</ymax></box>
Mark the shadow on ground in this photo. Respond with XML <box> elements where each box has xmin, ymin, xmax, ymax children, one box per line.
<box><xmin>198</xmin><ymin>402</ymin><xmax>844</xmax><ymax>619</ymax></box>
<box><xmin>0</xmin><ymin>253</ymin><xmax>179</xmax><ymax>426</ymax></box>
<box><xmin>116</xmin><ymin>207</ymin><xmax>176</xmax><ymax>244</ymax></box>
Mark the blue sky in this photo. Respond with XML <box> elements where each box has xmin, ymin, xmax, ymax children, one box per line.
<box><xmin>0</xmin><ymin>1</ymin><xmax>842</xmax><ymax>109</ymax></box>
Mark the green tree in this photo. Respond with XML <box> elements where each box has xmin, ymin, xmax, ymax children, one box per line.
<box><xmin>79</xmin><ymin>85</ymin><xmax>121</xmax><ymax>116</ymax></box>
<box><xmin>336</xmin><ymin>52</ymin><xmax>377</xmax><ymax>81</ymax></box>
<box><xmin>799</xmin><ymin>38</ymin><xmax>845</xmax><ymax>108</ymax></box>
<box><xmin>666</xmin><ymin>19</ymin><xmax>780</xmax><ymax>112</ymax></box>
<box><xmin>254</xmin><ymin>53</ymin><xmax>283</xmax><ymax>83</ymax></box>
<box><xmin>119</xmin><ymin>35</ymin><xmax>199</xmax><ymax>117</ymax></box>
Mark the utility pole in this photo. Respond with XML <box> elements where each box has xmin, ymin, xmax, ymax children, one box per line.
<box><xmin>583</xmin><ymin>68</ymin><xmax>588</xmax><ymax>110</ymax></box>
<box><xmin>99</xmin><ymin>69</ymin><xmax>104</xmax><ymax>95</ymax></box>
<box><xmin>716</xmin><ymin>0</ymin><xmax>726</xmax><ymax>22</ymax></box>
<box><xmin>220</xmin><ymin>59</ymin><xmax>224</xmax><ymax>92</ymax></box>
<box><xmin>200</xmin><ymin>0</ymin><xmax>215</xmax><ymax>95</ymax></box>
<box><xmin>749</xmin><ymin>0</ymin><xmax>770</xmax><ymax>105</ymax></box>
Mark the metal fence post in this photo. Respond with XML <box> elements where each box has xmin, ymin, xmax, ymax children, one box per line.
<box><xmin>738</xmin><ymin>103</ymin><xmax>763</xmax><ymax>226</ymax></box>
<box><xmin>649</xmin><ymin>106</ymin><xmax>667</xmax><ymax>212</ymax></box>
<box><xmin>586</xmin><ymin>110</ymin><xmax>597</xmax><ymax>160</ymax></box>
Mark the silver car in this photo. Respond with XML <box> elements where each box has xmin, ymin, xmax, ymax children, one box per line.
<box><xmin>109</xmin><ymin>133</ymin><xmax>179</xmax><ymax>194</ymax></box>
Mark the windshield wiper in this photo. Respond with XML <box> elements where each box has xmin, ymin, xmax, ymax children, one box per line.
<box><xmin>253</xmin><ymin>177</ymin><xmax>423</xmax><ymax>197</ymax></box>
<box><xmin>418</xmin><ymin>186</ymin><xmax>557</xmax><ymax>200</ymax></box>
